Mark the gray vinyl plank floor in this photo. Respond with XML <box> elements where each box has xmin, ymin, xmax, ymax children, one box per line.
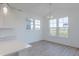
<box><xmin>19</xmin><ymin>40</ymin><xmax>79</xmax><ymax>56</ymax></box>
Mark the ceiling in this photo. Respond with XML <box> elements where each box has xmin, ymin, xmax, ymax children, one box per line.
<box><xmin>1</xmin><ymin>3</ymin><xmax>79</xmax><ymax>17</ymax></box>
<box><xmin>9</xmin><ymin>3</ymin><xmax>49</xmax><ymax>17</ymax></box>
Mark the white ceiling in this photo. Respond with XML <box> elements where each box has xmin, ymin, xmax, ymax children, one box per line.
<box><xmin>1</xmin><ymin>3</ymin><xmax>79</xmax><ymax>17</ymax></box>
<box><xmin>9</xmin><ymin>3</ymin><xmax>49</xmax><ymax>16</ymax></box>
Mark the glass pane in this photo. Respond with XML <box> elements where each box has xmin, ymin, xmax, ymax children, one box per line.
<box><xmin>59</xmin><ymin>22</ymin><xmax>63</xmax><ymax>27</ymax></box>
<box><xmin>26</xmin><ymin>24</ymin><xmax>31</xmax><ymax>29</ymax></box>
<box><xmin>50</xmin><ymin>28</ymin><xmax>56</xmax><ymax>36</ymax></box>
<box><xmin>63</xmin><ymin>17</ymin><xmax>68</xmax><ymax>23</ymax></box>
<box><xmin>59</xmin><ymin>18</ymin><xmax>64</xmax><ymax>23</ymax></box>
<box><xmin>35</xmin><ymin>20</ymin><xmax>40</xmax><ymax>30</ymax></box>
<box><xmin>35</xmin><ymin>20</ymin><xmax>40</xmax><ymax>24</ymax></box>
<box><xmin>35</xmin><ymin>26</ymin><xmax>40</xmax><ymax>30</ymax></box>
<box><xmin>49</xmin><ymin>19</ymin><xmax>57</xmax><ymax>27</ymax></box>
<box><xmin>31</xmin><ymin>25</ymin><xmax>33</xmax><ymax>30</ymax></box>
<box><xmin>26</xmin><ymin>18</ymin><xmax>34</xmax><ymax>30</ymax></box>
<box><xmin>59</xmin><ymin>27</ymin><xmax>68</xmax><ymax>37</ymax></box>
<box><xmin>49</xmin><ymin>19</ymin><xmax>56</xmax><ymax>24</ymax></box>
<box><xmin>59</xmin><ymin>17</ymin><xmax>68</xmax><ymax>27</ymax></box>
<box><xmin>50</xmin><ymin>24</ymin><xmax>57</xmax><ymax>27</ymax></box>
<box><xmin>63</xmin><ymin>17</ymin><xmax>68</xmax><ymax>27</ymax></box>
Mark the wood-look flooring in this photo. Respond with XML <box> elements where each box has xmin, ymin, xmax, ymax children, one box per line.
<box><xmin>19</xmin><ymin>40</ymin><xmax>79</xmax><ymax>56</ymax></box>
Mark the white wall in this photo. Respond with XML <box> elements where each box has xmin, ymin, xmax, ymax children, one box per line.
<box><xmin>14</xmin><ymin>12</ymin><xmax>43</xmax><ymax>43</ymax></box>
<box><xmin>0</xmin><ymin>7</ymin><xmax>43</xmax><ymax>43</ymax></box>
<box><xmin>43</xmin><ymin>4</ymin><xmax>79</xmax><ymax>48</ymax></box>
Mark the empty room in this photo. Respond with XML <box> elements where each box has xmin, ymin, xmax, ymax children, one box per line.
<box><xmin>0</xmin><ymin>3</ymin><xmax>79</xmax><ymax>56</ymax></box>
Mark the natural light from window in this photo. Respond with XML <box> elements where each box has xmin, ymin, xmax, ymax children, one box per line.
<box><xmin>26</xmin><ymin>18</ymin><xmax>40</xmax><ymax>30</ymax></box>
<box><xmin>49</xmin><ymin>16</ymin><xmax>69</xmax><ymax>38</ymax></box>
<box><xmin>49</xmin><ymin>19</ymin><xmax>57</xmax><ymax>36</ymax></box>
<box><xmin>58</xmin><ymin>16</ymin><xmax>68</xmax><ymax>37</ymax></box>
<box><xmin>35</xmin><ymin>19</ymin><xmax>40</xmax><ymax>30</ymax></box>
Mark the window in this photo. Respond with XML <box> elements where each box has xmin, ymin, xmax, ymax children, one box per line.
<box><xmin>35</xmin><ymin>19</ymin><xmax>40</xmax><ymax>30</ymax></box>
<box><xmin>26</xmin><ymin>18</ymin><xmax>33</xmax><ymax>30</ymax></box>
<box><xmin>49</xmin><ymin>16</ymin><xmax>69</xmax><ymax>38</ymax></box>
<box><xmin>49</xmin><ymin>19</ymin><xmax>57</xmax><ymax>36</ymax></box>
<box><xmin>58</xmin><ymin>17</ymin><xmax>68</xmax><ymax>37</ymax></box>
<box><xmin>26</xmin><ymin>18</ymin><xmax>40</xmax><ymax>30</ymax></box>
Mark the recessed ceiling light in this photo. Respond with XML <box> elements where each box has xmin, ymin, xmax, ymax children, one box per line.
<box><xmin>3</xmin><ymin>6</ymin><xmax>8</xmax><ymax>15</ymax></box>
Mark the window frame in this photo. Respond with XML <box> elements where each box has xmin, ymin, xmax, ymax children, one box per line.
<box><xmin>49</xmin><ymin>16</ymin><xmax>69</xmax><ymax>38</ymax></box>
<box><xmin>26</xmin><ymin>18</ymin><xmax>41</xmax><ymax>31</ymax></box>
